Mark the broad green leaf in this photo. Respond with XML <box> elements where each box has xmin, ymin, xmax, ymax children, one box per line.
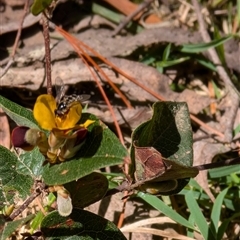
<box><xmin>0</xmin><ymin>95</ymin><xmax>39</xmax><ymax>129</ymax></box>
<box><xmin>41</xmin><ymin>209</ymin><xmax>127</xmax><ymax>240</ymax></box>
<box><xmin>16</xmin><ymin>148</ymin><xmax>45</xmax><ymax>178</ymax></box>
<box><xmin>131</xmin><ymin>102</ymin><xmax>193</xmax><ymax>195</ymax></box>
<box><xmin>64</xmin><ymin>172</ymin><xmax>108</xmax><ymax>208</ymax></box>
<box><xmin>31</xmin><ymin>0</ymin><xmax>54</xmax><ymax>16</ymax></box>
<box><xmin>1</xmin><ymin>214</ymin><xmax>34</xmax><ymax>240</ymax></box>
<box><xmin>42</xmin><ymin>114</ymin><xmax>128</xmax><ymax>185</ymax></box>
<box><xmin>0</xmin><ymin>145</ymin><xmax>33</xmax><ymax>204</ymax></box>
<box><xmin>180</xmin><ymin>35</ymin><xmax>232</xmax><ymax>53</ymax></box>
<box><xmin>210</xmin><ymin>188</ymin><xmax>229</xmax><ymax>235</ymax></box>
<box><xmin>136</xmin><ymin>192</ymin><xmax>195</xmax><ymax>230</ymax></box>
<box><xmin>185</xmin><ymin>190</ymin><xmax>216</xmax><ymax>239</ymax></box>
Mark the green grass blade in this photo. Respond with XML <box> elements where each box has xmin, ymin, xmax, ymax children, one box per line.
<box><xmin>157</xmin><ymin>57</ymin><xmax>190</xmax><ymax>67</ymax></box>
<box><xmin>209</xmin><ymin>165</ymin><xmax>240</xmax><ymax>178</ymax></box>
<box><xmin>217</xmin><ymin>212</ymin><xmax>240</xmax><ymax>239</ymax></box>
<box><xmin>238</xmin><ymin>0</ymin><xmax>240</xmax><ymax>26</ymax></box>
<box><xmin>162</xmin><ymin>43</ymin><xmax>172</xmax><ymax>61</ymax></box>
<box><xmin>180</xmin><ymin>35</ymin><xmax>232</xmax><ymax>53</ymax></box>
<box><xmin>210</xmin><ymin>188</ymin><xmax>228</xmax><ymax>236</ymax></box>
<box><xmin>136</xmin><ymin>192</ymin><xmax>196</xmax><ymax>230</ymax></box>
<box><xmin>195</xmin><ymin>57</ymin><xmax>217</xmax><ymax>71</ymax></box>
<box><xmin>185</xmin><ymin>190</ymin><xmax>216</xmax><ymax>239</ymax></box>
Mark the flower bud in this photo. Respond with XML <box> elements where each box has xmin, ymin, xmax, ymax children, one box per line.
<box><xmin>48</xmin><ymin>129</ymin><xmax>65</xmax><ymax>149</ymax></box>
<box><xmin>47</xmin><ymin>148</ymin><xmax>59</xmax><ymax>164</ymax></box>
<box><xmin>48</xmin><ymin>185</ymin><xmax>72</xmax><ymax>217</ymax></box>
<box><xmin>1</xmin><ymin>204</ymin><xmax>14</xmax><ymax>216</ymax></box>
<box><xmin>11</xmin><ymin>127</ymin><xmax>47</xmax><ymax>152</ymax></box>
<box><xmin>58</xmin><ymin>127</ymin><xmax>87</xmax><ymax>161</ymax></box>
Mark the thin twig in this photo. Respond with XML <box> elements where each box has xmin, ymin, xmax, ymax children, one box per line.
<box><xmin>0</xmin><ymin>0</ymin><xmax>30</xmax><ymax>78</ymax></box>
<box><xmin>190</xmin><ymin>114</ymin><xmax>224</xmax><ymax>138</ymax></box>
<box><xmin>111</xmin><ymin>0</ymin><xmax>154</xmax><ymax>37</ymax></box>
<box><xmin>105</xmin><ymin>156</ymin><xmax>240</xmax><ymax>196</ymax></box>
<box><xmin>194</xmin><ymin>157</ymin><xmax>240</xmax><ymax>171</ymax></box>
<box><xmin>42</xmin><ymin>12</ymin><xmax>52</xmax><ymax>95</ymax></box>
<box><xmin>191</xmin><ymin>0</ymin><xmax>239</xmax><ymax>142</ymax></box>
<box><xmin>9</xmin><ymin>181</ymin><xmax>46</xmax><ymax>220</ymax></box>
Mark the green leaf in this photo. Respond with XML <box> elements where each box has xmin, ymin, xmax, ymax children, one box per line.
<box><xmin>136</xmin><ymin>192</ymin><xmax>195</xmax><ymax>230</ymax></box>
<box><xmin>209</xmin><ymin>165</ymin><xmax>240</xmax><ymax>178</ymax></box>
<box><xmin>218</xmin><ymin>212</ymin><xmax>240</xmax><ymax>240</ymax></box>
<box><xmin>41</xmin><ymin>209</ymin><xmax>127</xmax><ymax>240</ymax></box>
<box><xmin>64</xmin><ymin>172</ymin><xmax>108</xmax><ymax>208</ymax></box>
<box><xmin>195</xmin><ymin>56</ymin><xmax>217</xmax><ymax>71</ymax></box>
<box><xmin>238</xmin><ymin>0</ymin><xmax>240</xmax><ymax>25</ymax></box>
<box><xmin>211</xmin><ymin>80</ymin><xmax>222</xmax><ymax>99</ymax></box>
<box><xmin>157</xmin><ymin>57</ymin><xmax>190</xmax><ymax>68</ymax></box>
<box><xmin>92</xmin><ymin>3</ymin><xmax>142</xmax><ymax>33</ymax></box>
<box><xmin>162</xmin><ymin>43</ymin><xmax>172</xmax><ymax>61</ymax></box>
<box><xmin>1</xmin><ymin>214</ymin><xmax>34</xmax><ymax>240</ymax></box>
<box><xmin>0</xmin><ymin>95</ymin><xmax>39</xmax><ymax>129</ymax></box>
<box><xmin>185</xmin><ymin>190</ymin><xmax>216</xmax><ymax>239</ymax></box>
<box><xmin>233</xmin><ymin>124</ymin><xmax>240</xmax><ymax>136</ymax></box>
<box><xmin>131</xmin><ymin>102</ymin><xmax>194</xmax><ymax>195</ymax></box>
<box><xmin>0</xmin><ymin>145</ymin><xmax>33</xmax><ymax>204</ymax></box>
<box><xmin>16</xmin><ymin>148</ymin><xmax>45</xmax><ymax>178</ymax></box>
<box><xmin>210</xmin><ymin>188</ymin><xmax>229</xmax><ymax>236</ymax></box>
<box><xmin>180</xmin><ymin>35</ymin><xmax>233</xmax><ymax>53</ymax></box>
<box><xmin>30</xmin><ymin>193</ymin><xmax>56</xmax><ymax>233</ymax></box>
<box><xmin>31</xmin><ymin>0</ymin><xmax>54</xmax><ymax>16</ymax></box>
<box><xmin>214</xmin><ymin>27</ymin><xmax>226</xmax><ymax>65</ymax></box>
<box><xmin>42</xmin><ymin>114</ymin><xmax>128</xmax><ymax>185</ymax></box>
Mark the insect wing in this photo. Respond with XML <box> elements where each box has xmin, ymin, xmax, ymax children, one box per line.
<box><xmin>78</xmin><ymin>94</ymin><xmax>91</xmax><ymax>103</ymax></box>
<box><xmin>55</xmin><ymin>76</ymin><xmax>67</xmax><ymax>104</ymax></box>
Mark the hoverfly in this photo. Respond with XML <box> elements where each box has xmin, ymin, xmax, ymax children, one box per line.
<box><xmin>54</xmin><ymin>77</ymin><xmax>90</xmax><ymax>118</ymax></box>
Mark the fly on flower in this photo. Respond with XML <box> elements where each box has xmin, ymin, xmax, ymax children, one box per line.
<box><xmin>55</xmin><ymin>77</ymin><xmax>90</xmax><ymax>118</ymax></box>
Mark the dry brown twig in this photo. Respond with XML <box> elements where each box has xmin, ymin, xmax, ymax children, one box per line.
<box><xmin>9</xmin><ymin>181</ymin><xmax>46</xmax><ymax>220</ymax></box>
<box><xmin>42</xmin><ymin>12</ymin><xmax>52</xmax><ymax>95</ymax></box>
<box><xmin>191</xmin><ymin>0</ymin><xmax>239</xmax><ymax>142</ymax></box>
<box><xmin>0</xmin><ymin>0</ymin><xmax>30</xmax><ymax>78</ymax></box>
<box><xmin>111</xmin><ymin>0</ymin><xmax>155</xmax><ymax>37</ymax></box>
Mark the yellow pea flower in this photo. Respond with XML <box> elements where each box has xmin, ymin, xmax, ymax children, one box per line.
<box><xmin>33</xmin><ymin>94</ymin><xmax>82</xmax><ymax>130</ymax></box>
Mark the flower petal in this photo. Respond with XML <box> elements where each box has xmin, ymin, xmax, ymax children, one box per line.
<box><xmin>33</xmin><ymin>94</ymin><xmax>56</xmax><ymax>130</ymax></box>
<box><xmin>80</xmin><ymin>119</ymin><xmax>95</xmax><ymax>129</ymax></box>
<box><xmin>55</xmin><ymin>102</ymin><xmax>82</xmax><ymax>129</ymax></box>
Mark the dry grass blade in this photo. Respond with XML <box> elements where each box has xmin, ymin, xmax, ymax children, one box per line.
<box><xmin>122</xmin><ymin>227</ymin><xmax>195</xmax><ymax>239</ymax></box>
<box><xmin>121</xmin><ymin>217</ymin><xmax>176</xmax><ymax>228</ymax></box>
